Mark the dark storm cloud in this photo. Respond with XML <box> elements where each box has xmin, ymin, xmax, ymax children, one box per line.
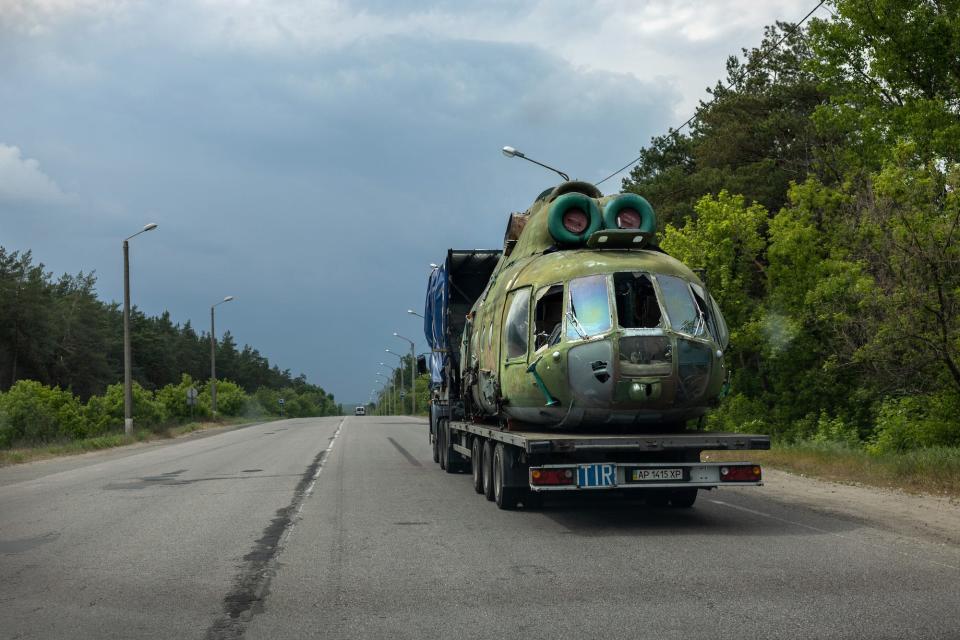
<box><xmin>0</xmin><ymin>4</ymin><xmax>678</xmax><ymax>403</ymax></box>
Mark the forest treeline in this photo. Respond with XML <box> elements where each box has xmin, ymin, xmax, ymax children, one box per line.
<box><xmin>626</xmin><ymin>0</ymin><xmax>959</xmax><ymax>453</ymax></box>
<box><xmin>0</xmin><ymin>247</ymin><xmax>339</xmax><ymax>446</ymax></box>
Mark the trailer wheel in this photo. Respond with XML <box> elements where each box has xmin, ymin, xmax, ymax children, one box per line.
<box><xmin>481</xmin><ymin>440</ymin><xmax>495</xmax><ymax>501</ymax></box>
<box><xmin>438</xmin><ymin>420</ymin><xmax>447</xmax><ymax>470</ymax></box>
<box><xmin>471</xmin><ymin>437</ymin><xmax>484</xmax><ymax>494</ymax></box>
<box><xmin>493</xmin><ymin>443</ymin><xmax>522</xmax><ymax>510</ymax></box>
<box><xmin>669</xmin><ymin>488</ymin><xmax>698</xmax><ymax>508</ymax></box>
<box><xmin>441</xmin><ymin>420</ymin><xmax>465</xmax><ymax>474</ymax></box>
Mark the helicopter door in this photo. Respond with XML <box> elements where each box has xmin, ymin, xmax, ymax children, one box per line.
<box><xmin>499</xmin><ymin>287</ymin><xmax>540</xmax><ymax>410</ymax></box>
<box><xmin>565</xmin><ymin>274</ymin><xmax>615</xmax><ymax>408</ymax></box>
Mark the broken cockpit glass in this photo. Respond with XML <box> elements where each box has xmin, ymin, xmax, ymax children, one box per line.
<box><xmin>534</xmin><ymin>284</ymin><xmax>564</xmax><ymax>350</ymax></box>
<box><xmin>613</xmin><ymin>272</ymin><xmax>662</xmax><ymax>329</ymax></box>
<box><xmin>657</xmin><ymin>274</ymin><xmax>709</xmax><ymax>339</ymax></box>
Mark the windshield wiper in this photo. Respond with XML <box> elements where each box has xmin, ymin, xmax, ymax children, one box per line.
<box><xmin>566</xmin><ymin>310</ymin><xmax>588</xmax><ymax>339</ymax></box>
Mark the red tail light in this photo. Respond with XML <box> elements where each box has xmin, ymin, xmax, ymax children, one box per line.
<box><xmin>530</xmin><ymin>468</ymin><xmax>575</xmax><ymax>486</ymax></box>
<box><xmin>719</xmin><ymin>465</ymin><xmax>762</xmax><ymax>482</ymax></box>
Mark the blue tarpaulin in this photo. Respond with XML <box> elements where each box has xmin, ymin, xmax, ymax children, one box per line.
<box><xmin>423</xmin><ymin>263</ymin><xmax>447</xmax><ymax>387</ymax></box>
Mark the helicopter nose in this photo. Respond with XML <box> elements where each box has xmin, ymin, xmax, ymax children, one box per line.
<box><xmin>628</xmin><ymin>380</ymin><xmax>662</xmax><ymax>402</ymax></box>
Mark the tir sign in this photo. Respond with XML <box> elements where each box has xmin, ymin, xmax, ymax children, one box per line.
<box><xmin>577</xmin><ymin>463</ymin><xmax>616</xmax><ymax>488</ymax></box>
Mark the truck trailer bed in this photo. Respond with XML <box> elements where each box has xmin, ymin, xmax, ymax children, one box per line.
<box><xmin>448</xmin><ymin>422</ymin><xmax>770</xmax><ymax>455</ymax></box>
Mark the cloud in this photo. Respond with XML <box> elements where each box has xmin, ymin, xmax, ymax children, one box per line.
<box><xmin>1</xmin><ymin>0</ymin><xmax>819</xmax><ymax>111</ymax></box>
<box><xmin>0</xmin><ymin>144</ymin><xmax>71</xmax><ymax>206</ymax></box>
<box><xmin>0</xmin><ymin>0</ymin><xmax>821</xmax><ymax>402</ymax></box>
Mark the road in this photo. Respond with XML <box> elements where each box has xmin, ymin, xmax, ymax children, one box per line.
<box><xmin>1</xmin><ymin>416</ymin><xmax>959</xmax><ymax>639</ymax></box>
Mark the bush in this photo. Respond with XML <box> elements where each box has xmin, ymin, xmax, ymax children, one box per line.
<box><xmin>85</xmin><ymin>382</ymin><xmax>167</xmax><ymax>435</ymax></box>
<box><xmin>868</xmin><ymin>393</ymin><xmax>960</xmax><ymax>454</ymax></box>
<box><xmin>156</xmin><ymin>374</ymin><xmax>209</xmax><ymax>421</ymax></box>
<box><xmin>0</xmin><ymin>380</ymin><xmax>91</xmax><ymax>446</ymax></box>
<box><xmin>811</xmin><ymin>411</ymin><xmax>860</xmax><ymax>447</ymax></box>
<box><xmin>197</xmin><ymin>379</ymin><xmax>247</xmax><ymax>417</ymax></box>
<box><xmin>707</xmin><ymin>393</ymin><xmax>768</xmax><ymax>434</ymax></box>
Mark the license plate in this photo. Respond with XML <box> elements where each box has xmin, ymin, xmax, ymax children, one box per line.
<box><xmin>631</xmin><ymin>468</ymin><xmax>684</xmax><ymax>482</ymax></box>
<box><xmin>578</xmin><ymin>463</ymin><xmax>617</xmax><ymax>488</ymax></box>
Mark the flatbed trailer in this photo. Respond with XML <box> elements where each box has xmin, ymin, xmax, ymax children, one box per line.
<box><xmin>431</xmin><ymin>414</ymin><xmax>770</xmax><ymax>510</ymax></box>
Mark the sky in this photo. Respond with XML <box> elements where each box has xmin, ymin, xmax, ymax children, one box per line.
<box><xmin>0</xmin><ymin>0</ymin><xmax>817</xmax><ymax>405</ymax></box>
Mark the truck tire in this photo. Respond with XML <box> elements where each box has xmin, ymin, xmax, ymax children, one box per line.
<box><xmin>438</xmin><ymin>420</ymin><xmax>447</xmax><ymax>470</ymax></box>
<box><xmin>669</xmin><ymin>488</ymin><xmax>698</xmax><ymax>508</ymax></box>
<box><xmin>482</xmin><ymin>440</ymin><xmax>495</xmax><ymax>501</ymax></box>
<box><xmin>427</xmin><ymin>407</ymin><xmax>440</xmax><ymax>462</ymax></box>
<box><xmin>442</xmin><ymin>421</ymin><xmax>467</xmax><ymax>474</ymax></box>
<box><xmin>522</xmin><ymin>490</ymin><xmax>544</xmax><ymax>510</ymax></box>
<box><xmin>493</xmin><ymin>443</ymin><xmax>522</xmax><ymax>510</ymax></box>
<box><xmin>442</xmin><ymin>420</ymin><xmax>456</xmax><ymax>473</ymax></box>
<box><xmin>471</xmin><ymin>437</ymin><xmax>484</xmax><ymax>494</ymax></box>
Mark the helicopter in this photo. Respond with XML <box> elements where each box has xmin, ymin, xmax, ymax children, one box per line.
<box><xmin>424</xmin><ymin>147</ymin><xmax>730</xmax><ymax>432</ymax></box>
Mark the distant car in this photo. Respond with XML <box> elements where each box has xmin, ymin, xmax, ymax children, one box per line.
<box><xmin>354</xmin><ymin>406</ymin><xmax>366</xmax><ymax>416</ymax></box>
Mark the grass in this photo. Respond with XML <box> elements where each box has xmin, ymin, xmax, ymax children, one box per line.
<box><xmin>707</xmin><ymin>441</ymin><xmax>960</xmax><ymax>498</ymax></box>
<box><xmin>0</xmin><ymin>416</ymin><xmax>275</xmax><ymax>467</ymax></box>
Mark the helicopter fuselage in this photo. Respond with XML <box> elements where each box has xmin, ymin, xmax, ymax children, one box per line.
<box><xmin>456</xmin><ymin>183</ymin><xmax>730</xmax><ymax>431</ymax></box>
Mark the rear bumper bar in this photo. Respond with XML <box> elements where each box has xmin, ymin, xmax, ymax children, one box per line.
<box><xmin>529</xmin><ymin>461</ymin><xmax>762</xmax><ymax>492</ymax></box>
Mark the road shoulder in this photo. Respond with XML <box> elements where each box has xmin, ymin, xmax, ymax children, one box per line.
<box><xmin>742</xmin><ymin>467</ymin><xmax>960</xmax><ymax>547</ymax></box>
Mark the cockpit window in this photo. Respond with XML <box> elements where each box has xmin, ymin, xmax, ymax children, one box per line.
<box><xmin>503</xmin><ymin>287</ymin><xmax>531</xmax><ymax>359</ymax></box>
<box><xmin>613</xmin><ymin>272</ymin><xmax>662</xmax><ymax>329</ymax></box>
<box><xmin>566</xmin><ymin>275</ymin><xmax>612</xmax><ymax>340</ymax></box>
<box><xmin>534</xmin><ymin>284</ymin><xmax>564</xmax><ymax>351</ymax></box>
<box><xmin>657</xmin><ymin>274</ymin><xmax>708</xmax><ymax>338</ymax></box>
<box><xmin>691</xmin><ymin>284</ymin><xmax>729</xmax><ymax>348</ymax></box>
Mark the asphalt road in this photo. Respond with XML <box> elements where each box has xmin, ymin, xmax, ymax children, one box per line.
<box><xmin>1</xmin><ymin>416</ymin><xmax>959</xmax><ymax>639</ymax></box>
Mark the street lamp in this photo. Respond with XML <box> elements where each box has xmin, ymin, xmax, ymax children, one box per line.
<box><xmin>502</xmin><ymin>145</ymin><xmax>570</xmax><ymax>181</ymax></box>
<box><xmin>393</xmin><ymin>332</ymin><xmax>416</xmax><ymax>416</ymax></box>
<box><xmin>122</xmin><ymin>222</ymin><xmax>158</xmax><ymax>435</ymax></box>
<box><xmin>378</xmin><ymin>362</ymin><xmax>397</xmax><ymax>414</ymax></box>
<box><xmin>407</xmin><ymin>309</ymin><xmax>424</xmax><ymax>319</ymax></box>
<box><xmin>210</xmin><ymin>295</ymin><xmax>234</xmax><ymax>419</ymax></box>
<box><xmin>385</xmin><ymin>349</ymin><xmax>405</xmax><ymax>415</ymax></box>
<box><xmin>377</xmin><ymin>368</ymin><xmax>392</xmax><ymax>415</ymax></box>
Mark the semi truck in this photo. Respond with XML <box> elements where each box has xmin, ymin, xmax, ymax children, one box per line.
<box><xmin>420</xmin><ymin>180</ymin><xmax>769</xmax><ymax>510</ymax></box>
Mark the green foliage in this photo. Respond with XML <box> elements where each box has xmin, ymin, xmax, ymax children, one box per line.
<box><xmin>84</xmin><ymin>382</ymin><xmax>166</xmax><ymax>435</ymax></box>
<box><xmin>811</xmin><ymin>412</ymin><xmax>860</xmax><ymax>448</ymax></box>
<box><xmin>156</xmin><ymin>374</ymin><xmax>208</xmax><ymax>420</ymax></box>
<box><xmin>626</xmin><ymin>3</ymin><xmax>960</xmax><ymax>454</ymax></box>
<box><xmin>869</xmin><ymin>393</ymin><xmax>960</xmax><ymax>455</ymax></box>
<box><xmin>662</xmin><ymin>191</ymin><xmax>767</xmax><ymax>334</ymax></box>
<box><xmin>624</xmin><ymin>22</ymin><xmax>828</xmax><ymax>229</ymax></box>
<box><xmin>0</xmin><ymin>247</ymin><xmax>332</xmax><ymax>401</ymax></box>
<box><xmin>0</xmin><ymin>380</ymin><xmax>88</xmax><ymax>446</ymax></box>
<box><xmin>197</xmin><ymin>379</ymin><xmax>247</xmax><ymax>417</ymax></box>
<box><xmin>706</xmin><ymin>393</ymin><xmax>768</xmax><ymax>435</ymax></box>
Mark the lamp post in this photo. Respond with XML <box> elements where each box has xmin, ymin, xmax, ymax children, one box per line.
<box><xmin>122</xmin><ymin>222</ymin><xmax>158</xmax><ymax>436</ymax></box>
<box><xmin>379</xmin><ymin>362</ymin><xmax>396</xmax><ymax>414</ymax></box>
<box><xmin>393</xmin><ymin>333</ymin><xmax>415</xmax><ymax>416</ymax></box>
<box><xmin>385</xmin><ymin>349</ymin><xmax>405</xmax><ymax>414</ymax></box>
<box><xmin>377</xmin><ymin>371</ymin><xmax>393</xmax><ymax>415</ymax></box>
<box><xmin>377</xmin><ymin>367</ymin><xmax>392</xmax><ymax>415</ymax></box>
<box><xmin>406</xmin><ymin>309</ymin><xmax>424</xmax><ymax>319</ymax></box>
<box><xmin>210</xmin><ymin>295</ymin><xmax>234</xmax><ymax>419</ymax></box>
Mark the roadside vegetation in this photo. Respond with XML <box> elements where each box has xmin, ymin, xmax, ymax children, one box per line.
<box><xmin>622</xmin><ymin>0</ymin><xmax>959</xmax><ymax>490</ymax></box>
<box><xmin>0</xmin><ymin>415</ymin><xmax>262</xmax><ymax>466</ymax></box>
<box><xmin>0</xmin><ymin>375</ymin><xmax>338</xmax><ymax>461</ymax></box>
<box><xmin>0</xmin><ymin>248</ymin><xmax>341</xmax><ymax>457</ymax></box>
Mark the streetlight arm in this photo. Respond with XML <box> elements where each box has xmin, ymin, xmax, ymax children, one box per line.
<box><xmin>125</xmin><ymin>223</ymin><xmax>159</xmax><ymax>242</ymax></box>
